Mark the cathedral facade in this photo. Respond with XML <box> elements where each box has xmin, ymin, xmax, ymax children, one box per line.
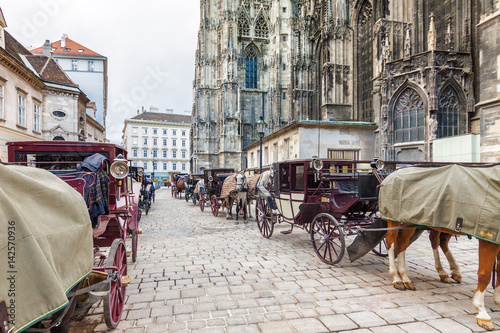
<box><xmin>191</xmin><ymin>0</ymin><xmax>498</xmax><ymax>171</ymax></box>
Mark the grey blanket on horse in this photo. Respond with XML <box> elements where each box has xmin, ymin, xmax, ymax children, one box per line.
<box><xmin>379</xmin><ymin>164</ymin><xmax>500</xmax><ymax>245</ymax></box>
<box><xmin>0</xmin><ymin>164</ymin><xmax>93</xmax><ymax>332</ymax></box>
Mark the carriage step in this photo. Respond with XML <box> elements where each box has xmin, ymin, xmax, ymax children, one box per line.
<box><xmin>121</xmin><ymin>275</ymin><xmax>133</xmax><ymax>287</ymax></box>
<box><xmin>280</xmin><ymin>229</ymin><xmax>293</xmax><ymax>235</ymax></box>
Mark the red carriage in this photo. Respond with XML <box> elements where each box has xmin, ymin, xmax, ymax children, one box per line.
<box><xmin>5</xmin><ymin>141</ymin><xmax>141</xmax><ymax>331</ymax></box>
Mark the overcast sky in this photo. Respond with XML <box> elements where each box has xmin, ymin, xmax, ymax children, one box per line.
<box><xmin>1</xmin><ymin>0</ymin><xmax>200</xmax><ymax>144</ymax></box>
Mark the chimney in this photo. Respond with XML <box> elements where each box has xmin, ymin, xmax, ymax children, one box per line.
<box><xmin>42</xmin><ymin>40</ymin><xmax>51</xmax><ymax>56</ymax></box>
<box><xmin>61</xmin><ymin>33</ymin><xmax>68</xmax><ymax>48</ymax></box>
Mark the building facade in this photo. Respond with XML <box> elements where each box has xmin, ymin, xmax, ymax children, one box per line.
<box><xmin>0</xmin><ymin>16</ymin><xmax>45</xmax><ymax>161</ymax></box>
<box><xmin>31</xmin><ymin>34</ymin><xmax>108</xmax><ymax>131</ymax></box>
<box><xmin>192</xmin><ymin>0</ymin><xmax>498</xmax><ymax>171</ymax></box>
<box><xmin>122</xmin><ymin>110</ymin><xmax>191</xmax><ymax>183</ymax></box>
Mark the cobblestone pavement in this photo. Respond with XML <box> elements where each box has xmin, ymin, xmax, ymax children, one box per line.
<box><xmin>70</xmin><ymin>188</ymin><xmax>500</xmax><ymax>333</ymax></box>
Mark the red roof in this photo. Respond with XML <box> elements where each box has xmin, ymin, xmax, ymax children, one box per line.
<box><xmin>31</xmin><ymin>37</ymin><xmax>104</xmax><ymax>57</ymax></box>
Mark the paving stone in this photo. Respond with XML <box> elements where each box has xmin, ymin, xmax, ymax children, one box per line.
<box><xmin>397</xmin><ymin>322</ymin><xmax>441</xmax><ymax>332</ymax></box>
<box><xmin>289</xmin><ymin>318</ymin><xmax>329</xmax><ymax>333</ymax></box>
<box><xmin>258</xmin><ymin>321</ymin><xmax>295</xmax><ymax>333</ymax></box>
<box><xmin>346</xmin><ymin>311</ymin><xmax>387</xmax><ymax>328</ymax></box>
<box><xmin>425</xmin><ymin>318</ymin><xmax>472</xmax><ymax>332</ymax></box>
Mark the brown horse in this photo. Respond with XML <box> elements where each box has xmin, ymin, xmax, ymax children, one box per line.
<box><xmin>176</xmin><ymin>176</ymin><xmax>187</xmax><ymax>199</ymax></box>
<box><xmin>385</xmin><ymin>223</ymin><xmax>499</xmax><ymax>330</ymax></box>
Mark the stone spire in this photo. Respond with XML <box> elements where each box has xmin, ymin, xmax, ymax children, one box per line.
<box><xmin>444</xmin><ymin>17</ymin><xmax>454</xmax><ymax>51</ymax></box>
<box><xmin>404</xmin><ymin>26</ymin><xmax>411</xmax><ymax>59</ymax></box>
<box><xmin>428</xmin><ymin>13</ymin><xmax>437</xmax><ymax>51</ymax></box>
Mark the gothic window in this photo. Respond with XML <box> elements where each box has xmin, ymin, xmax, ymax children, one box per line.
<box><xmin>428</xmin><ymin>0</ymin><xmax>455</xmax><ymax>50</ymax></box>
<box><xmin>357</xmin><ymin>0</ymin><xmax>373</xmax><ymax>122</ymax></box>
<box><xmin>245</xmin><ymin>48</ymin><xmax>258</xmax><ymax>89</ymax></box>
<box><xmin>394</xmin><ymin>89</ymin><xmax>425</xmax><ymax>143</ymax></box>
<box><xmin>437</xmin><ymin>86</ymin><xmax>459</xmax><ymax>138</ymax></box>
<box><xmin>255</xmin><ymin>14</ymin><xmax>269</xmax><ymax>38</ymax></box>
<box><xmin>238</xmin><ymin>12</ymin><xmax>250</xmax><ymax>36</ymax></box>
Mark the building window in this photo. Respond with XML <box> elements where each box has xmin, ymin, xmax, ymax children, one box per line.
<box><xmin>284</xmin><ymin>139</ymin><xmax>290</xmax><ymax>160</ymax></box>
<box><xmin>173</xmin><ymin>150</ymin><xmax>177</xmax><ymax>158</ymax></box>
<box><xmin>153</xmin><ymin>150</ymin><xmax>158</xmax><ymax>158</ymax></box>
<box><xmin>88</xmin><ymin>60</ymin><xmax>94</xmax><ymax>72</ymax></box>
<box><xmin>153</xmin><ymin>162</ymin><xmax>157</xmax><ymax>170</ymax></box>
<box><xmin>282</xmin><ymin>35</ymin><xmax>286</xmax><ymax>42</ymax></box>
<box><xmin>238</xmin><ymin>12</ymin><xmax>250</xmax><ymax>36</ymax></box>
<box><xmin>283</xmin><ymin>64</ymin><xmax>286</xmax><ymax>71</ymax></box>
<box><xmin>357</xmin><ymin>0</ymin><xmax>374</xmax><ymax>122</ymax></box>
<box><xmin>143</xmin><ymin>138</ymin><xmax>148</xmax><ymax>145</ymax></box>
<box><xmin>182</xmin><ymin>140</ymin><xmax>186</xmax><ymax>147</ymax></box>
<box><xmin>153</xmin><ymin>129</ymin><xmax>158</xmax><ymax>134</ymax></box>
<box><xmin>133</xmin><ymin>162</ymin><xmax>138</xmax><ymax>167</ymax></box>
<box><xmin>163</xmin><ymin>139</ymin><xmax>167</xmax><ymax>146</ymax></box>
<box><xmin>283</xmin><ymin>7</ymin><xmax>287</xmax><ymax>13</ymax></box>
<box><xmin>182</xmin><ymin>151</ymin><xmax>186</xmax><ymax>159</ymax></box>
<box><xmin>255</xmin><ymin>13</ymin><xmax>269</xmax><ymax>38</ymax></box>
<box><xmin>173</xmin><ymin>129</ymin><xmax>177</xmax><ymax>136</ymax></box>
<box><xmin>143</xmin><ymin>128</ymin><xmax>148</xmax><ymax>134</ymax></box>
<box><xmin>163</xmin><ymin>163</ymin><xmax>167</xmax><ymax>170</ymax></box>
<box><xmin>182</xmin><ymin>163</ymin><xmax>186</xmax><ymax>171</ymax></box>
<box><xmin>153</xmin><ymin>138</ymin><xmax>157</xmax><ymax>145</ymax></box>
<box><xmin>133</xmin><ymin>149</ymin><xmax>138</xmax><ymax>157</ymax></box>
<box><xmin>33</xmin><ymin>103</ymin><xmax>41</xmax><ymax>132</ymax></box>
<box><xmin>182</xmin><ymin>131</ymin><xmax>186</xmax><ymax>136</ymax></box>
<box><xmin>437</xmin><ymin>86</ymin><xmax>459</xmax><ymax>138</ymax></box>
<box><xmin>245</xmin><ymin>48</ymin><xmax>258</xmax><ymax>89</ymax></box>
<box><xmin>144</xmin><ymin>162</ymin><xmax>148</xmax><ymax>169</ymax></box>
<box><xmin>0</xmin><ymin>85</ymin><xmax>4</xmax><ymax>118</ymax></box>
<box><xmin>143</xmin><ymin>150</ymin><xmax>148</xmax><ymax>157</ymax></box>
<box><xmin>283</xmin><ymin>92</ymin><xmax>286</xmax><ymax>100</ymax></box>
<box><xmin>327</xmin><ymin>149</ymin><xmax>360</xmax><ymax>160</ymax></box>
<box><xmin>395</xmin><ymin>88</ymin><xmax>425</xmax><ymax>143</ymax></box>
<box><xmin>72</xmin><ymin>60</ymin><xmax>78</xmax><ymax>71</ymax></box>
<box><xmin>163</xmin><ymin>150</ymin><xmax>167</xmax><ymax>158</ymax></box>
<box><xmin>163</xmin><ymin>129</ymin><xmax>167</xmax><ymax>135</ymax></box>
<box><xmin>17</xmin><ymin>94</ymin><xmax>26</xmax><ymax>126</ymax></box>
<box><xmin>132</xmin><ymin>138</ymin><xmax>138</xmax><ymax>145</ymax></box>
<box><xmin>132</xmin><ymin>127</ymin><xmax>138</xmax><ymax>134</ymax></box>
<box><xmin>173</xmin><ymin>139</ymin><xmax>177</xmax><ymax>147</ymax></box>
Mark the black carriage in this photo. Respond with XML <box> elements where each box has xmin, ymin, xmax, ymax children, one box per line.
<box><xmin>185</xmin><ymin>173</ymin><xmax>204</xmax><ymax>204</ymax></box>
<box><xmin>201</xmin><ymin>168</ymin><xmax>235</xmax><ymax>216</ymax></box>
<box><xmin>255</xmin><ymin>158</ymin><xmax>404</xmax><ymax>265</ymax></box>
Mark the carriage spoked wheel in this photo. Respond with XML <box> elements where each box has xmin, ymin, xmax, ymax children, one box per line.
<box><xmin>192</xmin><ymin>193</ymin><xmax>197</xmax><ymax>205</ymax></box>
<box><xmin>211</xmin><ymin>195</ymin><xmax>219</xmax><ymax>217</ymax></box>
<box><xmin>256</xmin><ymin>196</ymin><xmax>274</xmax><ymax>238</ymax></box>
<box><xmin>199</xmin><ymin>195</ymin><xmax>205</xmax><ymax>212</ymax></box>
<box><xmin>185</xmin><ymin>191</ymin><xmax>190</xmax><ymax>202</ymax></box>
<box><xmin>104</xmin><ymin>238</ymin><xmax>127</xmax><ymax>329</ymax></box>
<box><xmin>171</xmin><ymin>187</ymin><xmax>175</xmax><ymax>197</ymax></box>
<box><xmin>310</xmin><ymin>213</ymin><xmax>345</xmax><ymax>265</ymax></box>
<box><xmin>372</xmin><ymin>239</ymin><xmax>388</xmax><ymax>257</ymax></box>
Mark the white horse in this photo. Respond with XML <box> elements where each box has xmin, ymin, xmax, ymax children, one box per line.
<box><xmin>234</xmin><ymin>171</ymin><xmax>249</xmax><ymax>223</ymax></box>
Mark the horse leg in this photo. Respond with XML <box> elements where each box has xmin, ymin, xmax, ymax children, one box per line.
<box><xmin>438</xmin><ymin>232</ymin><xmax>462</xmax><ymax>283</ymax></box>
<box><xmin>386</xmin><ymin>221</ymin><xmax>405</xmax><ymax>290</ymax></box>
<box><xmin>247</xmin><ymin>197</ymin><xmax>253</xmax><ymax>219</ymax></box>
<box><xmin>430</xmin><ymin>231</ymin><xmax>451</xmax><ymax>283</ymax></box>
<box><xmin>243</xmin><ymin>194</ymin><xmax>247</xmax><ymax>223</ymax></box>
<box><xmin>395</xmin><ymin>227</ymin><xmax>417</xmax><ymax>290</ymax></box>
<box><xmin>235</xmin><ymin>197</ymin><xmax>239</xmax><ymax>222</ymax></box>
<box><xmin>473</xmin><ymin>240</ymin><xmax>499</xmax><ymax>330</ymax></box>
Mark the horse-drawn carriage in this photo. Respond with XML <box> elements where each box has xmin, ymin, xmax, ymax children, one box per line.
<box><xmin>2</xmin><ymin>141</ymin><xmax>140</xmax><ymax>332</ymax></box>
<box><xmin>184</xmin><ymin>173</ymin><xmax>204</xmax><ymax>204</ymax></box>
<box><xmin>255</xmin><ymin>158</ymin><xmax>398</xmax><ymax>265</ymax></box>
<box><xmin>200</xmin><ymin>168</ymin><xmax>234</xmax><ymax>216</ymax></box>
<box><xmin>170</xmin><ymin>172</ymin><xmax>188</xmax><ymax>199</ymax></box>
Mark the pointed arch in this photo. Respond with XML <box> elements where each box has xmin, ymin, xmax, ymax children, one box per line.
<box><xmin>254</xmin><ymin>10</ymin><xmax>269</xmax><ymax>38</ymax></box>
<box><xmin>238</xmin><ymin>8</ymin><xmax>251</xmax><ymax>37</ymax></box>
<box><xmin>355</xmin><ymin>0</ymin><xmax>374</xmax><ymax>121</ymax></box>
<box><xmin>391</xmin><ymin>86</ymin><xmax>426</xmax><ymax>143</ymax></box>
<box><xmin>245</xmin><ymin>45</ymin><xmax>259</xmax><ymax>89</ymax></box>
<box><xmin>437</xmin><ymin>80</ymin><xmax>463</xmax><ymax>138</ymax></box>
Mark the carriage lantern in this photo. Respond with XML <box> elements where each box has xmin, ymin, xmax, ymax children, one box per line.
<box><xmin>111</xmin><ymin>154</ymin><xmax>129</xmax><ymax>179</ymax></box>
<box><xmin>256</xmin><ymin>116</ymin><xmax>267</xmax><ymax>174</ymax></box>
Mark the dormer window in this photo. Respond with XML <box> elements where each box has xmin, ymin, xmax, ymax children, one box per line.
<box><xmin>63</xmin><ymin>48</ymin><xmax>70</xmax><ymax>52</ymax></box>
<box><xmin>78</xmin><ymin>49</ymin><xmax>84</xmax><ymax>53</ymax></box>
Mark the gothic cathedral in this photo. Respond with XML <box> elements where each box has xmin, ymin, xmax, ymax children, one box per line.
<box><xmin>191</xmin><ymin>0</ymin><xmax>494</xmax><ymax>172</ymax></box>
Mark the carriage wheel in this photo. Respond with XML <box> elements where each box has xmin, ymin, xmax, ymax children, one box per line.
<box><xmin>185</xmin><ymin>191</ymin><xmax>190</xmax><ymax>202</ymax></box>
<box><xmin>192</xmin><ymin>193</ymin><xmax>197</xmax><ymax>205</ymax></box>
<box><xmin>131</xmin><ymin>229</ymin><xmax>138</xmax><ymax>263</ymax></box>
<box><xmin>145</xmin><ymin>200</ymin><xmax>150</xmax><ymax>215</ymax></box>
<box><xmin>211</xmin><ymin>195</ymin><xmax>219</xmax><ymax>217</ymax></box>
<box><xmin>256</xmin><ymin>196</ymin><xmax>274</xmax><ymax>238</ymax></box>
<box><xmin>310</xmin><ymin>213</ymin><xmax>345</xmax><ymax>265</ymax></box>
<box><xmin>199</xmin><ymin>195</ymin><xmax>205</xmax><ymax>212</ymax></box>
<box><xmin>372</xmin><ymin>239</ymin><xmax>388</xmax><ymax>257</ymax></box>
<box><xmin>103</xmin><ymin>238</ymin><xmax>127</xmax><ymax>328</ymax></box>
<box><xmin>137</xmin><ymin>207</ymin><xmax>142</xmax><ymax>222</ymax></box>
<box><xmin>171</xmin><ymin>187</ymin><xmax>174</xmax><ymax>197</ymax></box>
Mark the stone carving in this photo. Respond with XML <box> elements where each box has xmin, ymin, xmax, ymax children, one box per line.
<box><xmin>359</xmin><ymin>1</ymin><xmax>373</xmax><ymax>27</ymax></box>
<box><xmin>428</xmin><ymin>13</ymin><xmax>436</xmax><ymax>51</ymax></box>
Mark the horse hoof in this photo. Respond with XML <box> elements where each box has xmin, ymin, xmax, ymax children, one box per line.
<box><xmin>477</xmin><ymin>318</ymin><xmax>495</xmax><ymax>331</ymax></box>
<box><xmin>451</xmin><ymin>273</ymin><xmax>462</xmax><ymax>283</ymax></box>
<box><xmin>404</xmin><ymin>282</ymin><xmax>416</xmax><ymax>291</ymax></box>
<box><xmin>440</xmin><ymin>275</ymin><xmax>452</xmax><ymax>284</ymax></box>
<box><xmin>393</xmin><ymin>282</ymin><xmax>406</xmax><ymax>291</ymax></box>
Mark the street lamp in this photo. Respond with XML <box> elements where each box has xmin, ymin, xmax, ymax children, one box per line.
<box><xmin>256</xmin><ymin>116</ymin><xmax>267</xmax><ymax>174</ymax></box>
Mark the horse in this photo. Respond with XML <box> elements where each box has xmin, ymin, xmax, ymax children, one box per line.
<box><xmin>379</xmin><ymin>163</ymin><xmax>500</xmax><ymax>331</ymax></box>
<box><xmin>234</xmin><ymin>171</ymin><xmax>249</xmax><ymax>222</ymax></box>
<box><xmin>176</xmin><ymin>175</ymin><xmax>188</xmax><ymax>199</ymax></box>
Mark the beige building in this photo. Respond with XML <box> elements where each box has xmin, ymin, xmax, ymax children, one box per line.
<box><xmin>245</xmin><ymin>120</ymin><xmax>376</xmax><ymax>169</ymax></box>
<box><xmin>0</xmin><ymin>12</ymin><xmax>44</xmax><ymax>161</ymax></box>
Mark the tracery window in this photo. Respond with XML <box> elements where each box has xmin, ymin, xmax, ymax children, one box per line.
<box><xmin>255</xmin><ymin>14</ymin><xmax>269</xmax><ymax>38</ymax></box>
<box><xmin>245</xmin><ymin>48</ymin><xmax>258</xmax><ymax>89</ymax></box>
<box><xmin>437</xmin><ymin>86</ymin><xmax>459</xmax><ymax>138</ymax></box>
<box><xmin>238</xmin><ymin>13</ymin><xmax>250</xmax><ymax>36</ymax></box>
<box><xmin>357</xmin><ymin>0</ymin><xmax>373</xmax><ymax>121</ymax></box>
<box><xmin>394</xmin><ymin>89</ymin><xmax>425</xmax><ymax>143</ymax></box>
